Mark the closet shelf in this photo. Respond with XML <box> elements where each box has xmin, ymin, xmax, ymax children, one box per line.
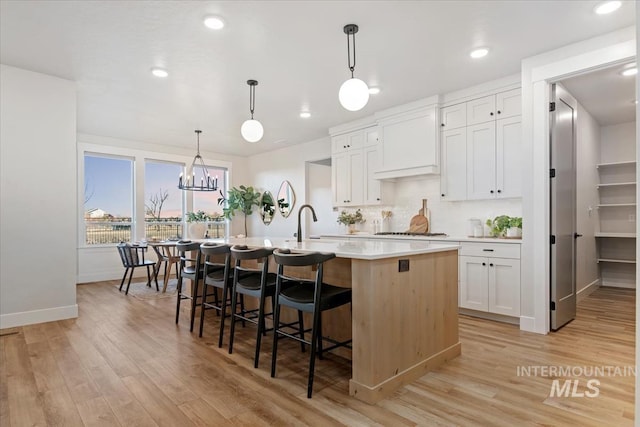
<box><xmin>595</xmin><ymin>232</ymin><xmax>636</xmax><ymax>238</ymax></box>
<box><xmin>597</xmin><ymin>182</ymin><xmax>636</xmax><ymax>188</ymax></box>
<box><xmin>597</xmin><ymin>203</ymin><xmax>636</xmax><ymax>208</ymax></box>
<box><xmin>596</xmin><ymin>161</ymin><xmax>636</xmax><ymax>168</ymax></box>
<box><xmin>597</xmin><ymin>258</ymin><xmax>637</xmax><ymax>264</ymax></box>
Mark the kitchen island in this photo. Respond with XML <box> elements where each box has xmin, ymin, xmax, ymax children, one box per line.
<box><xmin>207</xmin><ymin>237</ymin><xmax>460</xmax><ymax>403</ymax></box>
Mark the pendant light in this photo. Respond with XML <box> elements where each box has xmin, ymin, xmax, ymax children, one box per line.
<box><xmin>241</xmin><ymin>79</ymin><xmax>264</xmax><ymax>143</ymax></box>
<box><xmin>178</xmin><ymin>130</ymin><xmax>218</xmax><ymax>191</ymax></box>
<box><xmin>339</xmin><ymin>24</ymin><xmax>369</xmax><ymax>112</ymax></box>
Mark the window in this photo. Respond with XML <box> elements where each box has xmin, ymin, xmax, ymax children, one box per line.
<box><xmin>144</xmin><ymin>160</ymin><xmax>184</xmax><ymax>240</ymax></box>
<box><xmin>193</xmin><ymin>166</ymin><xmax>227</xmax><ymax>238</ymax></box>
<box><xmin>84</xmin><ymin>154</ymin><xmax>133</xmax><ymax>245</ymax></box>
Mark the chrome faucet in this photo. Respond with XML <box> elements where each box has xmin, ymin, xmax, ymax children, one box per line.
<box><xmin>297</xmin><ymin>204</ymin><xmax>318</xmax><ymax>243</ymax></box>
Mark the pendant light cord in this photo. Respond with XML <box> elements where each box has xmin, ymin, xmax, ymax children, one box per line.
<box><xmin>346</xmin><ymin>30</ymin><xmax>356</xmax><ymax>78</ymax></box>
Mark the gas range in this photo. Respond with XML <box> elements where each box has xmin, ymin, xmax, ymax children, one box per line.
<box><xmin>375</xmin><ymin>232</ymin><xmax>448</xmax><ymax>237</ymax></box>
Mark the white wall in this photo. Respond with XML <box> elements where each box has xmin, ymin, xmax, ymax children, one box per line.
<box><xmin>0</xmin><ymin>65</ymin><xmax>78</xmax><ymax>328</ymax></box>
<box><xmin>600</xmin><ymin>121</ymin><xmax>636</xmax><ymax>163</ymax></box>
<box><xmin>575</xmin><ymin>104</ymin><xmax>600</xmax><ymax>294</ymax></box>
<box><xmin>76</xmin><ymin>133</ymin><xmax>249</xmax><ymax>283</ymax></box>
<box><xmin>245</xmin><ymin>138</ymin><xmax>332</xmax><ymax>238</ymax></box>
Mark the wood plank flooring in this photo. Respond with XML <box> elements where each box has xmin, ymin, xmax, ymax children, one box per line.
<box><xmin>1</xmin><ymin>283</ymin><xmax>635</xmax><ymax>426</ymax></box>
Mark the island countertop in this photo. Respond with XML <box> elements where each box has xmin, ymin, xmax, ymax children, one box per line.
<box><xmin>202</xmin><ymin>236</ymin><xmax>459</xmax><ymax>260</ymax></box>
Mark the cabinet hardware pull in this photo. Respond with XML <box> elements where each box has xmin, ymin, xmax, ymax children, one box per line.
<box><xmin>376</xmin><ymin>198</ymin><xmax>380</xmax><ymax>201</ymax></box>
<box><xmin>490</xmin><ymin>190</ymin><xmax>494</xmax><ymax>194</ymax></box>
<box><xmin>489</xmin><ymin>263</ymin><xmax>494</xmax><ymax>267</ymax></box>
<box><xmin>441</xmin><ymin>193</ymin><xmax>445</xmax><ymax>197</ymax></box>
<box><xmin>441</xmin><ymin>123</ymin><xmax>445</xmax><ymax>127</ymax></box>
<box><xmin>497</xmin><ymin>189</ymin><xmax>502</xmax><ymax>193</ymax></box>
<box><xmin>497</xmin><ymin>110</ymin><xmax>501</xmax><ymax>114</ymax></box>
<box><xmin>482</xmin><ymin>249</ymin><xmax>494</xmax><ymax>252</ymax></box>
<box><xmin>482</xmin><ymin>262</ymin><xmax>486</xmax><ymax>266</ymax></box>
<box><xmin>490</xmin><ymin>112</ymin><xmax>494</xmax><ymax>116</ymax></box>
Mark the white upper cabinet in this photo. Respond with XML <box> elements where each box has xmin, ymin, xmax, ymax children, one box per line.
<box><xmin>440</xmin><ymin>103</ymin><xmax>466</xmax><ymax>130</ymax></box>
<box><xmin>332</xmin><ymin>149</ymin><xmax>363</xmax><ymax>206</ymax></box>
<box><xmin>364</xmin><ymin>146</ymin><xmax>382</xmax><ymax>205</ymax></box>
<box><xmin>496</xmin><ymin>115</ymin><xmax>522</xmax><ymax>198</ymax></box>
<box><xmin>466</xmin><ymin>122</ymin><xmax>496</xmax><ymax>200</ymax></box>
<box><xmin>466</xmin><ymin>95</ymin><xmax>496</xmax><ymax>126</ymax></box>
<box><xmin>495</xmin><ymin>88</ymin><xmax>522</xmax><ymax>119</ymax></box>
<box><xmin>332</xmin><ymin>131</ymin><xmax>364</xmax><ymax>154</ymax></box>
<box><xmin>440</xmin><ymin>127</ymin><xmax>467</xmax><ymax>201</ymax></box>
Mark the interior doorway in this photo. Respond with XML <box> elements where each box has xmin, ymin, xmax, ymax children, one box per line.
<box><xmin>305</xmin><ymin>158</ymin><xmax>341</xmax><ymax>237</ymax></box>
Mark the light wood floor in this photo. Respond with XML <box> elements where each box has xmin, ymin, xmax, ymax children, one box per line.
<box><xmin>1</xmin><ymin>283</ymin><xmax>635</xmax><ymax>426</ymax></box>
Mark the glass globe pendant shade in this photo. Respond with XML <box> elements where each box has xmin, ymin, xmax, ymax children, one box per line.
<box><xmin>339</xmin><ymin>77</ymin><xmax>370</xmax><ymax>111</ymax></box>
<box><xmin>241</xmin><ymin>119</ymin><xmax>264</xmax><ymax>143</ymax></box>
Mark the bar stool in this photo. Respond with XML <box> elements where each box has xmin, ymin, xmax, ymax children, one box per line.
<box><xmin>175</xmin><ymin>240</ymin><xmax>205</xmax><ymax>332</ymax></box>
<box><xmin>270</xmin><ymin>249</ymin><xmax>352</xmax><ymax>398</ymax></box>
<box><xmin>198</xmin><ymin>242</ymin><xmax>234</xmax><ymax>347</ymax></box>
<box><xmin>228</xmin><ymin>245</ymin><xmax>280</xmax><ymax>368</ymax></box>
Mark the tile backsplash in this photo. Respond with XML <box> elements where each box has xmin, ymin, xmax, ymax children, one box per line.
<box><xmin>338</xmin><ymin>176</ymin><xmax>522</xmax><ymax>237</ymax></box>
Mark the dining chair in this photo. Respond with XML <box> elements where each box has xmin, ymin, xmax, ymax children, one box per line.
<box><xmin>150</xmin><ymin>243</ymin><xmax>180</xmax><ymax>292</ymax></box>
<box><xmin>116</xmin><ymin>243</ymin><xmax>159</xmax><ymax>295</ymax></box>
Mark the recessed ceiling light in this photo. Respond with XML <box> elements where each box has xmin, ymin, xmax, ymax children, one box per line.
<box><xmin>299</xmin><ymin>112</ymin><xmax>311</xmax><ymax>119</ymax></box>
<box><xmin>621</xmin><ymin>67</ymin><xmax>637</xmax><ymax>76</ymax></box>
<box><xmin>594</xmin><ymin>1</ymin><xmax>621</xmax><ymax>15</ymax></box>
<box><xmin>470</xmin><ymin>48</ymin><xmax>489</xmax><ymax>59</ymax></box>
<box><xmin>368</xmin><ymin>87</ymin><xmax>381</xmax><ymax>95</ymax></box>
<box><xmin>204</xmin><ymin>15</ymin><xmax>225</xmax><ymax>30</ymax></box>
<box><xmin>151</xmin><ymin>68</ymin><xmax>168</xmax><ymax>78</ymax></box>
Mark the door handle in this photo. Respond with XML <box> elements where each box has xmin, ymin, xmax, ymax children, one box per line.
<box><xmin>574</xmin><ymin>233</ymin><xmax>583</xmax><ymax>238</ymax></box>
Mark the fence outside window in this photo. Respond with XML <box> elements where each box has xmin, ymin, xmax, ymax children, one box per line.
<box><xmin>84</xmin><ymin>218</ymin><xmax>227</xmax><ymax>244</ymax></box>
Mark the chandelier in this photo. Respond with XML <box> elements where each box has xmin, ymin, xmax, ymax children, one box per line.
<box><xmin>178</xmin><ymin>130</ymin><xmax>218</xmax><ymax>191</ymax></box>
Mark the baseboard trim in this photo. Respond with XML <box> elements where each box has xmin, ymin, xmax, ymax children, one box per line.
<box><xmin>78</xmin><ymin>268</ymin><xmax>148</xmax><ymax>284</ymax></box>
<box><xmin>519</xmin><ymin>316</ymin><xmax>542</xmax><ymax>333</ymax></box>
<box><xmin>459</xmin><ymin>308</ymin><xmax>520</xmax><ymax>325</ymax></box>
<box><xmin>577</xmin><ymin>278</ymin><xmax>601</xmax><ymax>302</ymax></box>
<box><xmin>601</xmin><ymin>280</ymin><xmax>636</xmax><ymax>289</ymax></box>
<box><xmin>0</xmin><ymin>304</ymin><xmax>78</xmax><ymax>329</ymax></box>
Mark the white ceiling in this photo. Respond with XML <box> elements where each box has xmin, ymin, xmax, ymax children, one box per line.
<box><xmin>561</xmin><ymin>63</ymin><xmax>636</xmax><ymax>126</ymax></box>
<box><xmin>0</xmin><ymin>1</ymin><xmax>635</xmax><ymax>157</ymax></box>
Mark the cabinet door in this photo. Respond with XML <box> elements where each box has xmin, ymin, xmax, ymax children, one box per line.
<box><xmin>364</xmin><ymin>146</ymin><xmax>382</xmax><ymax>205</ymax></box>
<box><xmin>440</xmin><ymin>128</ymin><xmax>467</xmax><ymax>201</ymax></box>
<box><xmin>347</xmin><ymin>131</ymin><xmax>364</xmax><ymax>151</ymax></box>
<box><xmin>440</xmin><ymin>103</ymin><xmax>466</xmax><ymax>130</ymax></box>
<box><xmin>466</xmin><ymin>122</ymin><xmax>496</xmax><ymax>200</ymax></box>
<box><xmin>364</xmin><ymin>128</ymin><xmax>379</xmax><ymax>147</ymax></box>
<box><xmin>466</xmin><ymin>95</ymin><xmax>496</xmax><ymax>126</ymax></box>
<box><xmin>496</xmin><ymin>116</ymin><xmax>522</xmax><ymax>198</ymax></box>
<box><xmin>488</xmin><ymin>258</ymin><xmax>520</xmax><ymax>316</ymax></box>
<box><xmin>459</xmin><ymin>256</ymin><xmax>489</xmax><ymax>311</ymax></box>
<box><xmin>332</xmin><ymin>152</ymin><xmax>350</xmax><ymax>206</ymax></box>
<box><xmin>348</xmin><ymin>149</ymin><xmax>364</xmax><ymax>206</ymax></box>
<box><xmin>332</xmin><ymin>134</ymin><xmax>350</xmax><ymax>154</ymax></box>
<box><xmin>495</xmin><ymin>88</ymin><xmax>521</xmax><ymax>119</ymax></box>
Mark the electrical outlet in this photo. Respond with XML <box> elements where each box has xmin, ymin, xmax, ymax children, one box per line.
<box><xmin>629</xmin><ymin>214</ymin><xmax>636</xmax><ymax>222</ymax></box>
<box><xmin>398</xmin><ymin>259</ymin><xmax>409</xmax><ymax>272</ymax></box>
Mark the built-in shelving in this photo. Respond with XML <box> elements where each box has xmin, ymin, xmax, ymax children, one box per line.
<box><xmin>597</xmin><ymin>182</ymin><xmax>636</xmax><ymax>189</ymax></box>
<box><xmin>597</xmin><ymin>203</ymin><xmax>636</xmax><ymax>207</ymax></box>
<box><xmin>596</xmin><ymin>160</ymin><xmax>636</xmax><ymax>168</ymax></box>
<box><xmin>595</xmin><ymin>232</ymin><xmax>636</xmax><ymax>238</ymax></box>
<box><xmin>597</xmin><ymin>258</ymin><xmax>637</xmax><ymax>264</ymax></box>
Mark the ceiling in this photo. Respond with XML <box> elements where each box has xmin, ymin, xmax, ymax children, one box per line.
<box><xmin>0</xmin><ymin>1</ymin><xmax>635</xmax><ymax>157</ymax></box>
<box><xmin>561</xmin><ymin>63</ymin><xmax>636</xmax><ymax>126</ymax></box>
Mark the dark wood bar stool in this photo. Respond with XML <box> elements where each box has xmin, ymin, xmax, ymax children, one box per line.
<box><xmin>228</xmin><ymin>245</ymin><xmax>279</xmax><ymax>368</ymax></box>
<box><xmin>175</xmin><ymin>240</ymin><xmax>205</xmax><ymax>332</ymax></box>
<box><xmin>198</xmin><ymin>242</ymin><xmax>234</xmax><ymax>347</ymax></box>
<box><xmin>271</xmin><ymin>249</ymin><xmax>352</xmax><ymax>398</ymax></box>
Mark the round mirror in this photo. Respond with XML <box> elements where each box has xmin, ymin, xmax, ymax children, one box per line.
<box><xmin>260</xmin><ymin>191</ymin><xmax>275</xmax><ymax>225</ymax></box>
<box><xmin>277</xmin><ymin>180</ymin><xmax>295</xmax><ymax>218</ymax></box>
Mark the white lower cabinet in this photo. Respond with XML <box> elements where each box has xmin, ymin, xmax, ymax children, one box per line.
<box><xmin>459</xmin><ymin>242</ymin><xmax>521</xmax><ymax>317</ymax></box>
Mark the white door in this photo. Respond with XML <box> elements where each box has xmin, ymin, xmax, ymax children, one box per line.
<box><xmin>496</xmin><ymin>116</ymin><xmax>522</xmax><ymax>198</ymax></box>
<box><xmin>495</xmin><ymin>88</ymin><xmax>522</xmax><ymax>119</ymax></box>
<box><xmin>466</xmin><ymin>95</ymin><xmax>496</xmax><ymax>125</ymax></box>
<box><xmin>364</xmin><ymin>146</ymin><xmax>381</xmax><ymax>205</ymax></box>
<box><xmin>440</xmin><ymin>103</ymin><xmax>467</xmax><ymax>130</ymax></box>
<box><xmin>459</xmin><ymin>256</ymin><xmax>489</xmax><ymax>311</ymax></box>
<box><xmin>466</xmin><ymin>122</ymin><xmax>496</xmax><ymax>200</ymax></box>
<box><xmin>348</xmin><ymin>149</ymin><xmax>364</xmax><ymax>206</ymax></box>
<box><xmin>440</xmin><ymin>127</ymin><xmax>467</xmax><ymax>201</ymax></box>
<box><xmin>332</xmin><ymin>152</ymin><xmax>350</xmax><ymax>206</ymax></box>
<box><xmin>488</xmin><ymin>258</ymin><xmax>521</xmax><ymax>316</ymax></box>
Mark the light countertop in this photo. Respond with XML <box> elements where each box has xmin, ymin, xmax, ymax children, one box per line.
<box><xmin>202</xmin><ymin>237</ymin><xmax>459</xmax><ymax>260</ymax></box>
<box><xmin>319</xmin><ymin>233</ymin><xmax>522</xmax><ymax>244</ymax></box>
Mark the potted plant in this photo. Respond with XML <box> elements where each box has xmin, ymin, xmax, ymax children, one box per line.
<box><xmin>337</xmin><ymin>209</ymin><xmax>366</xmax><ymax>234</ymax></box>
<box><xmin>186</xmin><ymin>210</ymin><xmax>210</xmax><ymax>239</ymax></box>
<box><xmin>507</xmin><ymin>216</ymin><xmax>523</xmax><ymax>238</ymax></box>
<box><xmin>218</xmin><ymin>185</ymin><xmax>261</xmax><ymax>237</ymax></box>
